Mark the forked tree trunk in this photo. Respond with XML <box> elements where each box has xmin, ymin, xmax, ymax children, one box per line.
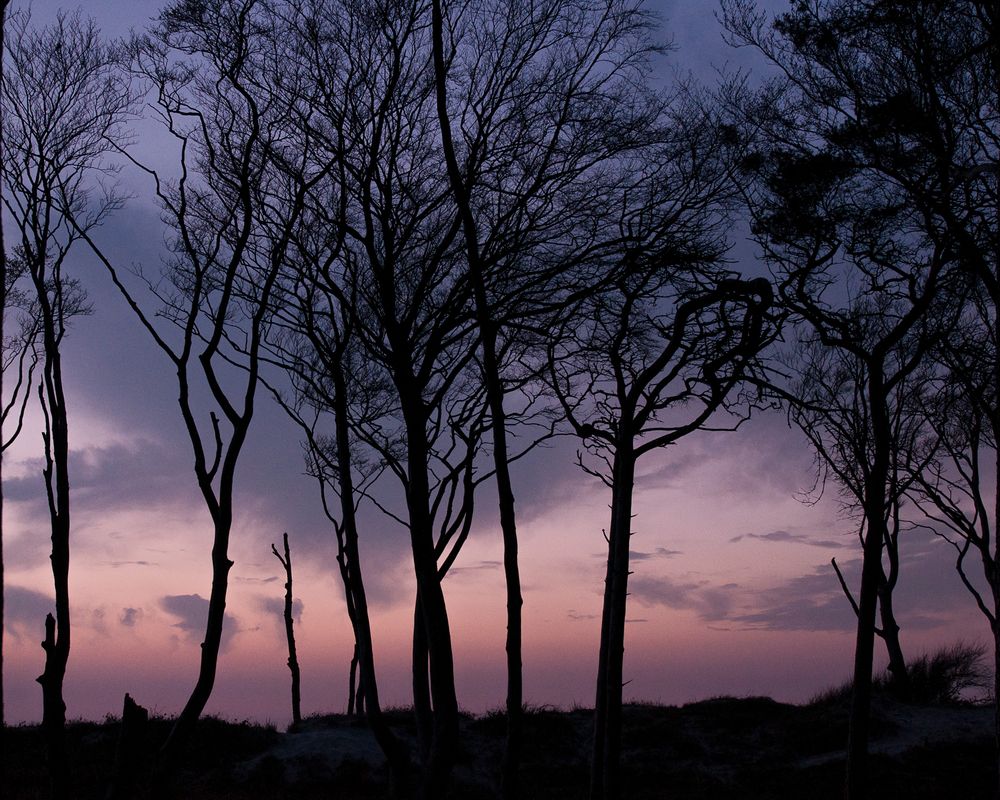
<box><xmin>394</xmin><ymin>372</ymin><xmax>459</xmax><ymax>797</ymax></box>
<box><xmin>272</xmin><ymin>532</ymin><xmax>301</xmax><ymax>726</ymax></box>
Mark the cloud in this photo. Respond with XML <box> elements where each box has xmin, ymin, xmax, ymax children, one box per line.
<box><xmin>629</xmin><ymin>575</ymin><xmax>738</xmax><ymax>622</ymax></box>
<box><xmin>160</xmin><ymin>594</ymin><xmax>238</xmax><ymax>650</ymax></box>
<box><xmin>729</xmin><ymin>529</ymin><xmax>850</xmax><ymax>549</ymax></box>
<box><xmin>120</xmin><ymin>607</ymin><xmax>143</xmax><ymax>627</ymax></box>
<box><xmin>448</xmin><ymin>560</ymin><xmax>502</xmax><ymax>577</ymax></box>
<box><xmin>568</xmin><ymin>610</ymin><xmax>598</xmax><ymax>621</ymax></box>
<box><xmin>260</xmin><ymin>596</ymin><xmax>304</xmax><ymax>625</ymax></box>
<box><xmin>629</xmin><ymin>547</ymin><xmax>683</xmax><ymax>561</ymax></box>
<box><xmin>4</xmin><ymin>585</ymin><xmax>54</xmax><ymax>640</ymax></box>
<box><xmin>727</xmin><ymin>537</ymin><xmax>973</xmax><ymax>632</ymax></box>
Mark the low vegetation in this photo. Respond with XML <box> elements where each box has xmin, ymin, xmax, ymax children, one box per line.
<box><xmin>5</xmin><ymin>648</ymin><xmax>995</xmax><ymax>799</ymax></box>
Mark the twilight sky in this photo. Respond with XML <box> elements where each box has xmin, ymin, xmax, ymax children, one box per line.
<box><xmin>2</xmin><ymin>0</ymin><xmax>986</xmax><ymax>727</ymax></box>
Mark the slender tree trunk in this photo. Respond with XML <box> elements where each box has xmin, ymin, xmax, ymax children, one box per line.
<box><xmin>993</xmin><ymin>611</ymin><xmax>1000</xmax><ymax>800</ymax></box>
<box><xmin>589</xmin><ymin>540</ymin><xmax>615</xmax><ymax>800</ymax></box>
<box><xmin>589</xmin><ymin>441</ymin><xmax>636</xmax><ymax>800</ymax></box>
<box><xmin>159</xmin><ymin>515</ymin><xmax>233</xmax><ymax>767</ymax></box>
<box><xmin>36</xmin><ymin>309</ymin><xmax>72</xmax><ymax>799</ymax></box>
<box><xmin>331</xmin><ymin>365</ymin><xmax>407</xmax><ymax>788</ymax></box>
<box><xmin>845</xmin><ymin>369</ymin><xmax>891</xmax><ymax>800</ymax></box>
<box><xmin>272</xmin><ymin>532</ymin><xmax>301</xmax><ymax>726</ymax></box>
<box><xmin>348</xmin><ymin>644</ymin><xmax>359</xmax><ymax>717</ymax></box>
<box><xmin>413</xmin><ymin>597</ymin><xmax>433</xmax><ymax>765</ymax></box>
<box><xmin>602</xmin><ymin>448</ymin><xmax>636</xmax><ymax>800</ymax></box>
<box><xmin>428</xmin><ymin>5</ymin><xmax>524</xmax><ymax>796</ymax></box>
<box><xmin>877</xmin><ymin>580</ymin><xmax>908</xmax><ymax>698</ymax></box>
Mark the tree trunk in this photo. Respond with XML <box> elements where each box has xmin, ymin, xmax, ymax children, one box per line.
<box><xmin>590</xmin><ymin>443</ymin><xmax>636</xmax><ymax>800</ymax></box>
<box><xmin>845</xmin><ymin>369</ymin><xmax>892</xmax><ymax>800</ymax></box>
<box><xmin>106</xmin><ymin>693</ymin><xmax>149</xmax><ymax>800</ymax></box>
<box><xmin>331</xmin><ymin>365</ymin><xmax>407</xmax><ymax>789</ymax></box>
<box><xmin>428</xmin><ymin>6</ymin><xmax>524</xmax><ymax>796</ymax></box>
<box><xmin>348</xmin><ymin>644</ymin><xmax>359</xmax><ymax>717</ymax></box>
<box><xmin>877</xmin><ymin>579</ymin><xmax>908</xmax><ymax>699</ymax></box>
<box><xmin>394</xmin><ymin>375</ymin><xmax>459</xmax><ymax>797</ymax></box>
<box><xmin>36</xmin><ymin>313</ymin><xmax>72</xmax><ymax>799</ymax></box>
<box><xmin>413</xmin><ymin>597</ymin><xmax>433</xmax><ymax>765</ymax></box>
<box><xmin>272</xmin><ymin>532</ymin><xmax>301</xmax><ymax>726</ymax></box>
<box><xmin>589</xmin><ymin>540</ymin><xmax>615</xmax><ymax>800</ymax></box>
<box><xmin>37</xmin><ymin>613</ymin><xmax>68</xmax><ymax>798</ymax></box>
<box><xmin>159</xmin><ymin>516</ymin><xmax>233</xmax><ymax>768</ymax></box>
<box><xmin>993</xmin><ymin>614</ymin><xmax>1000</xmax><ymax>800</ymax></box>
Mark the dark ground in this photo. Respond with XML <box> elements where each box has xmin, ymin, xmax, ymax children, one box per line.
<box><xmin>3</xmin><ymin>694</ymin><xmax>995</xmax><ymax>798</ymax></box>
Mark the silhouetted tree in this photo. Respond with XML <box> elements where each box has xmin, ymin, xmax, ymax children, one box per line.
<box><xmin>784</xmin><ymin>324</ymin><xmax>926</xmax><ymax>697</ymax></box>
<box><xmin>428</xmin><ymin>1</ymin><xmax>666</xmax><ymax>792</ymax></box>
<box><xmin>1</xmin><ymin>11</ymin><xmax>130</xmax><ymax>796</ymax></box>
<box><xmin>908</xmin><ymin>282</ymin><xmax>998</xmax><ymax>791</ymax></box>
<box><xmin>544</xmin><ymin>101</ymin><xmax>772</xmax><ymax>799</ymax></box>
<box><xmin>274</xmin><ymin>4</ymin><xmax>485</xmax><ymax>793</ymax></box>
<box><xmin>722</xmin><ymin>1</ymin><xmax>987</xmax><ymax>794</ymax></box>
<box><xmin>76</xmin><ymin>0</ymin><xmax>329</xmax><ymax>772</ymax></box>
<box><xmin>0</xmin><ymin>4</ymin><xmax>42</xmax><ymax>778</ymax></box>
<box><xmin>271</xmin><ymin>533</ymin><xmax>302</xmax><ymax>726</ymax></box>
<box><xmin>265</xmin><ymin>326</ymin><xmax>411</xmax><ymax>786</ymax></box>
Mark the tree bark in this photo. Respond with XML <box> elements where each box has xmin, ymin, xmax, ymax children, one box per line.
<box><xmin>272</xmin><ymin>532</ymin><xmax>301</xmax><ymax>726</ymax></box>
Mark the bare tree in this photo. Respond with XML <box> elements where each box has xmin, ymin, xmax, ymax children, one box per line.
<box><xmin>75</xmin><ymin>0</ymin><xmax>330</xmax><ymax>770</ymax></box>
<box><xmin>545</xmin><ymin>106</ymin><xmax>773</xmax><ymax>798</ymax></box>
<box><xmin>1</xmin><ymin>10</ymin><xmax>130</xmax><ymax>795</ymax></box>
<box><xmin>271</xmin><ymin>532</ymin><xmax>302</xmax><ymax>726</ymax></box>
<box><xmin>783</xmin><ymin>322</ymin><xmax>930</xmax><ymax>696</ymax></box>
<box><xmin>277</xmin><ymin>4</ymin><xmax>485</xmax><ymax>793</ymax></box>
<box><xmin>262</xmin><ymin>283</ymin><xmax>412</xmax><ymax>788</ymax></box>
<box><xmin>722</xmin><ymin>1</ymin><xmax>988</xmax><ymax>794</ymax></box>
<box><xmin>427</xmin><ymin>1</ymin><xmax>665</xmax><ymax>792</ymax></box>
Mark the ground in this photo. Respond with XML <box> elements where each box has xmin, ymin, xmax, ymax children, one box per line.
<box><xmin>3</xmin><ymin>695</ymin><xmax>995</xmax><ymax>798</ymax></box>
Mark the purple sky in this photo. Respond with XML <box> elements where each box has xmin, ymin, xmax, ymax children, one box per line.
<box><xmin>2</xmin><ymin>0</ymin><xmax>988</xmax><ymax>728</ymax></box>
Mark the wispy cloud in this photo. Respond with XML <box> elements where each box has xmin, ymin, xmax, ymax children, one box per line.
<box><xmin>729</xmin><ymin>529</ymin><xmax>849</xmax><ymax>549</ymax></box>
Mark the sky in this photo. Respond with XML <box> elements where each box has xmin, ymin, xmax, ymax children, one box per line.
<box><xmin>1</xmin><ymin>0</ymin><xmax>989</xmax><ymax>728</ymax></box>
